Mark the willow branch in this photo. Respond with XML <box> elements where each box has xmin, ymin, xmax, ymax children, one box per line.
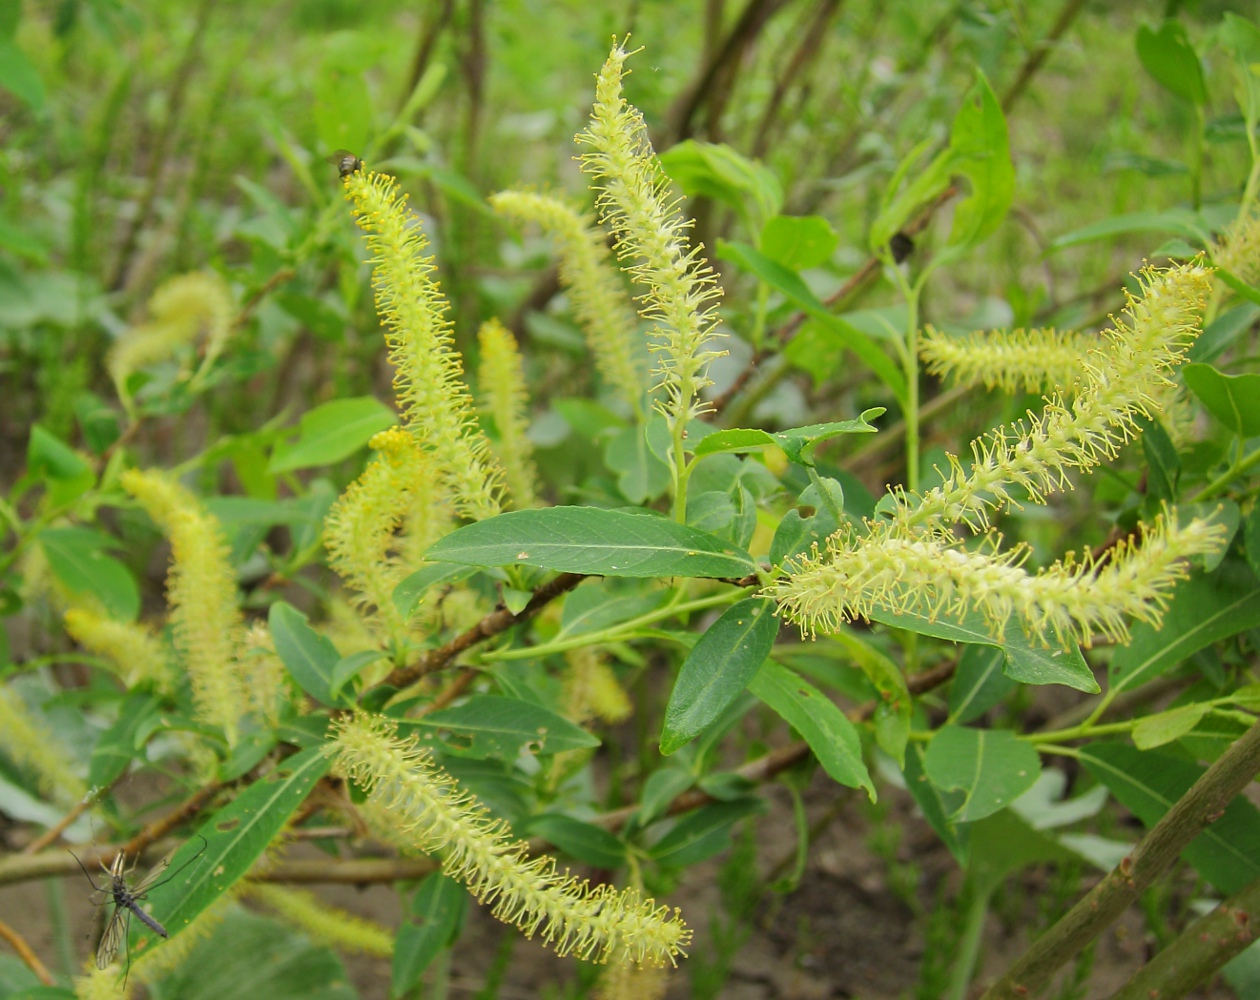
<box><xmin>384</xmin><ymin>572</ymin><xmax>589</xmax><ymax>688</ymax></box>
<box><xmin>980</xmin><ymin>718</ymin><xmax>1260</xmax><ymax>1000</ymax></box>
<box><xmin>0</xmin><ymin>919</ymin><xmax>53</xmax><ymax>986</ymax></box>
<box><xmin>1106</xmin><ymin>873</ymin><xmax>1260</xmax><ymax>1000</ymax></box>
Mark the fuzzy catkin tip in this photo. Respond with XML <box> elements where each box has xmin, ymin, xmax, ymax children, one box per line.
<box><xmin>575</xmin><ymin>41</ymin><xmax>725</xmax><ymax>428</ymax></box>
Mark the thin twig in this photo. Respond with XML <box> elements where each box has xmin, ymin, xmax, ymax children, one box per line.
<box><xmin>1000</xmin><ymin>0</ymin><xmax>1089</xmax><ymax>113</ymax></box>
<box><xmin>0</xmin><ymin>918</ymin><xmax>54</xmax><ymax>986</ymax></box>
<box><xmin>121</xmin><ymin>781</ymin><xmax>222</xmax><ymax>858</ymax></box>
<box><xmin>21</xmin><ymin>785</ymin><xmax>109</xmax><ymax>855</ymax></box>
<box><xmin>384</xmin><ymin>572</ymin><xmax>589</xmax><ymax>688</ymax></box>
<box><xmin>980</xmin><ymin>718</ymin><xmax>1260</xmax><ymax>1000</ymax></box>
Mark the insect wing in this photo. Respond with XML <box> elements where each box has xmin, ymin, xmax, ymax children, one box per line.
<box><xmin>130</xmin><ymin>856</ymin><xmax>171</xmax><ymax>896</ymax></box>
<box><xmin>97</xmin><ymin>905</ymin><xmax>128</xmax><ymax>969</ymax></box>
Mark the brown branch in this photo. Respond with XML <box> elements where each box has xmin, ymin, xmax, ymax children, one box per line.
<box><xmin>384</xmin><ymin>572</ymin><xmax>589</xmax><ymax>688</ymax></box>
<box><xmin>664</xmin><ymin>0</ymin><xmax>792</xmax><ymax>144</ymax></box>
<box><xmin>0</xmin><ymin>918</ymin><xmax>53</xmax><ymax>987</ymax></box>
<box><xmin>1000</xmin><ymin>0</ymin><xmax>1089</xmax><ymax>113</ymax></box>
<box><xmin>254</xmin><ymin>855</ymin><xmax>439</xmax><ymax>884</ymax></box>
<box><xmin>108</xmin><ymin>0</ymin><xmax>217</xmax><ymax>292</ymax></box>
<box><xmin>751</xmin><ymin>0</ymin><xmax>843</xmax><ymax>157</ymax></box>
<box><xmin>980</xmin><ymin>718</ymin><xmax>1260</xmax><ymax>1000</ymax></box>
<box><xmin>1106</xmin><ymin>873</ymin><xmax>1260</xmax><ymax>1000</ymax></box>
<box><xmin>21</xmin><ymin>785</ymin><xmax>108</xmax><ymax>855</ymax></box>
<box><xmin>122</xmin><ymin>780</ymin><xmax>222</xmax><ymax>859</ymax></box>
<box><xmin>398</xmin><ymin>0</ymin><xmax>454</xmax><ymax>112</ymax></box>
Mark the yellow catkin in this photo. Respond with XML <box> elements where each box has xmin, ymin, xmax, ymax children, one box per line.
<box><xmin>64</xmin><ymin>607</ymin><xmax>174</xmax><ymax>693</ymax></box>
<box><xmin>108</xmin><ymin>272</ymin><xmax>233</xmax><ymax>400</ymax></box>
<box><xmin>121</xmin><ymin>469</ymin><xmax>246</xmax><ymax>746</ymax></box>
<box><xmin>244</xmin><ymin>883</ymin><xmax>393</xmax><ymax>956</ymax></box>
<box><xmin>576</xmin><ymin>41</ymin><xmax>725</xmax><ymax>429</ymax></box>
<box><xmin>769</xmin><ymin>511</ymin><xmax>1225</xmax><ymax>648</ymax></box>
<box><xmin>489</xmin><ymin>190</ymin><xmax>645</xmax><ymax>416</ymax></box>
<box><xmin>341</xmin><ymin>168</ymin><xmax>504</xmax><ymax>521</ymax></box>
<box><xmin>919</xmin><ymin>326</ymin><xmax>1094</xmax><ymax>395</ymax></box>
<box><xmin>565</xmin><ymin>646</ymin><xmax>632</xmax><ymax>725</ymax></box>
<box><xmin>0</xmin><ymin>683</ymin><xmax>86</xmax><ymax>802</ymax></box>
<box><xmin>478</xmin><ymin>318</ymin><xmax>539</xmax><ymax>508</ymax></box>
<box><xmin>325</xmin><ymin>427</ymin><xmax>429</xmax><ymax>644</ymax></box>
<box><xmin>1214</xmin><ymin>212</ymin><xmax>1260</xmax><ymax>287</ymax></box>
<box><xmin>893</xmin><ymin>263</ymin><xmax>1213</xmax><ymax>532</ymax></box>
<box><xmin>330</xmin><ymin>712</ymin><xmax>690</xmax><ymax>966</ymax></box>
<box><xmin>237</xmin><ymin>622</ymin><xmax>289</xmax><ymax>728</ymax></box>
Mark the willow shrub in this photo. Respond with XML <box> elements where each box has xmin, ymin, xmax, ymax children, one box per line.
<box><xmin>5</xmin><ymin>19</ymin><xmax>1260</xmax><ymax>1000</ymax></box>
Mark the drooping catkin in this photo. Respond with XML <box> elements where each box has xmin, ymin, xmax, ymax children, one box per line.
<box><xmin>489</xmin><ymin>190</ymin><xmax>646</xmax><ymax>416</ymax></box>
<box><xmin>329</xmin><ymin>711</ymin><xmax>690</xmax><ymax>966</ymax></box>
<box><xmin>477</xmin><ymin>318</ymin><xmax>539</xmax><ymax>508</ymax></box>
<box><xmin>121</xmin><ymin>469</ymin><xmax>246</xmax><ymax>746</ymax></box>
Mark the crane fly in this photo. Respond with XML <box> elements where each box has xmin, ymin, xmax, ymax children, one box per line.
<box><xmin>71</xmin><ymin>836</ymin><xmax>207</xmax><ymax>980</ymax></box>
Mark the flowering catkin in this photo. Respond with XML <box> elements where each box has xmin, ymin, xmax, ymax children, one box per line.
<box><xmin>576</xmin><ymin>41</ymin><xmax>725</xmax><ymax>429</ymax></box>
<box><xmin>342</xmin><ymin>168</ymin><xmax>504</xmax><ymax>521</ymax></box>
<box><xmin>329</xmin><ymin>711</ymin><xmax>690</xmax><ymax>966</ymax></box>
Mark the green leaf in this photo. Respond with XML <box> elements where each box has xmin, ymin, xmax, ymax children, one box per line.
<box><xmin>400</xmin><ymin>695</ymin><xmax>599</xmax><ymax>759</ymax></box>
<box><xmin>635</xmin><ymin>767</ymin><xmax>695</xmax><ymax>828</ymax></box>
<box><xmin>525</xmin><ymin>814</ymin><xmax>627</xmax><ymax>868</ymax></box>
<box><xmin>944</xmin><ymin>69</ymin><xmax>1013</xmax><ymax>250</ymax></box>
<box><xmin>39</xmin><ymin>527</ymin><xmax>140</xmax><ymax>622</ymax></box>
<box><xmin>760</xmin><ymin>215</ymin><xmax>839</xmax><ymax>270</ymax></box>
<box><xmin>923</xmin><ymin>725</ymin><xmax>1041</xmax><ymax>823</ymax></box>
<box><xmin>1217</xmin><ymin>267</ymin><xmax>1260</xmax><ymax>310</ymax></box>
<box><xmin>154</xmin><ymin>907</ymin><xmax>354</xmax><ymax>1000</ymax></box>
<box><xmin>1110</xmin><ymin>566</ymin><xmax>1260</xmax><ymax>696</ymax></box>
<box><xmin>88</xmin><ymin>693</ymin><xmax>159</xmax><ymax>789</ymax></box>
<box><xmin>661</xmin><ymin>598</ymin><xmax>779</xmax><ymax>755</ymax></box>
<box><xmin>27</xmin><ymin>424</ymin><xmax>94</xmax><ymax>504</ymax></box>
<box><xmin>1191</xmin><ymin>303</ymin><xmax>1260</xmax><ymax>364</ymax></box>
<box><xmin>0</xmin><ymin>36</ymin><xmax>44</xmax><ymax>110</ymax></box>
<box><xmin>268</xmin><ymin>602</ymin><xmax>345</xmax><ymax>707</ymax></box>
<box><xmin>1140</xmin><ymin>416</ymin><xmax>1180</xmax><ymax>502</ymax></box>
<box><xmin>134</xmin><ymin>747</ymin><xmax>331</xmax><ymax>958</ymax></box>
<box><xmin>966</xmin><ymin>808</ymin><xmax>1077</xmax><ymax>896</ymax></box>
<box><xmin>902</xmin><ymin>742</ymin><xmax>968</xmax><ymax>864</ymax></box>
<box><xmin>557</xmin><ymin>585</ymin><xmax>668</xmax><ymax>640</ymax></box>
<box><xmin>1080</xmin><ymin>742</ymin><xmax>1260</xmax><ymax>893</ymax></box>
<box><xmin>1049</xmin><ymin>210</ymin><xmax>1207</xmax><ymax>253</ymax></box>
<box><xmin>392</xmin><ymin>563</ymin><xmax>475</xmax><ymax>619</ymax></box>
<box><xmin>716</xmin><ymin>240</ymin><xmax>907</xmax><ymax>402</ymax></box>
<box><xmin>268</xmin><ymin>397</ymin><xmax>396</xmax><ymax>473</ymax></box>
<box><xmin>604</xmin><ymin>423</ymin><xmax>670</xmax><ymax>504</ymax></box>
<box><xmin>393</xmin><ymin>874</ymin><xmax>466</xmax><ymax>997</ymax></box>
<box><xmin>329</xmin><ymin>649</ymin><xmax>386</xmax><ymax>698</ymax></box>
<box><xmin>948</xmin><ymin>644</ymin><xmax>1017</xmax><ymax>725</ymax></box>
<box><xmin>659</xmin><ymin>140</ymin><xmax>783</xmax><ymax>233</ymax></box>
<box><xmin>647</xmin><ymin>798</ymin><xmax>765</xmax><ymax>868</ymax></box>
<box><xmin>828</xmin><ymin>629</ymin><xmax>911</xmax><ymax>765</ymax></box>
<box><xmin>425</xmin><ymin>507</ymin><xmax>758</xmax><ymax>579</ymax></box>
<box><xmin>1132</xmin><ymin>702</ymin><xmax>1213</xmax><ymax>750</ymax></box>
<box><xmin>313</xmin><ymin>63</ymin><xmax>372</xmax><ymax>160</ymax></box>
<box><xmin>1136</xmin><ymin>20</ymin><xmax>1207</xmax><ymax>105</ymax></box>
<box><xmin>750</xmin><ymin>660</ymin><xmax>874</xmax><ymax>799</ymax></box>
<box><xmin>866</xmin><ymin>607</ymin><xmax>1099</xmax><ymax>694</ymax></box>
<box><xmin>693</xmin><ymin>411</ymin><xmax>883</xmax><ymax>462</ymax></box>
<box><xmin>1183</xmin><ymin>363</ymin><xmax>1260</xmax><ymax>437</ymax></box>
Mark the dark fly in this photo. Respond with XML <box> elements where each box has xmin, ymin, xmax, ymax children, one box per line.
<box><xmin>71</xmin><ymin>836</ymin><xmax>207</xmax><ymax>981</ymax></box>
<box><xmin>327</xmin><ymin>149</ymin><xmax>364</xmax><ymax>178</ymax></box>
